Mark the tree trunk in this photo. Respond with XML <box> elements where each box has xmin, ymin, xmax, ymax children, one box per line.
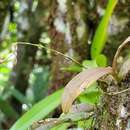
<box><xmin>95</xmin><ymin>57</ymin><xmax>130</xmax><ymax>130</ymax></box>
<box><xmin>48</xmin><ymin>0</ymin><xmax>89</xmax><ymax>92</ymax></box>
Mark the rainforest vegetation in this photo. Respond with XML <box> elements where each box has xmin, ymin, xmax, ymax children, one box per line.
<box><xmin>1</xmin><ymin>0</ymin><xmax>130</xmax><ymax>130</ymax></box>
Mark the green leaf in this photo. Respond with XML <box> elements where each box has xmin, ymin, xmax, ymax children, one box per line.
<box><xmin>61</xmin><ymin>64</ymin><xmax>82</xmax><ymax>72</ymax></box>
<box><xmin>82</xmin><ymin>60</ymin><xmax>97</xmax><ymax>69</ymax></box>
<box><xmin>31</xmin><ymin>67</ymin><xmax>49</xmax><ymax>103</ymax></box>
<box><xmin>8</xmin><ymin>23</ymin><xmax>17</xmax><ymax>32</ymax></box>
<box><xmin>51</xmin><ymin>123</ymin><xmax>70</xmax><ymax>130</ymax></box>
<box><xmin>96</xmin><ymin>54</ymin><xmax>107</xmax><ymax>67</ymax></box>
<box><xmin>10</xmin><ymin>87</ymin><xmax>31</xmax><ymax>107</ymax></box>
<box><xmin>10</xmin><ymin>89</ymin><xmax>63</xmax><ymax>130</ymax></box>
<box><xmin>79</xmin><ymin>90</ymin><xmax>101</xmax><ymax>104</ymax></box>
<box><xmin>91</xmin><ymin>0</ymin><xmax>117</xmax><ymax>59</ymax></box>
<box><xmin>78</xmin><ymin>119</ymin><xmax>92</xmax><ymax>129</ymax></box>
<box><xmin>79</xmin><ymin>83</ymin><xmax>101</xmax><ymax>104</ymax></box>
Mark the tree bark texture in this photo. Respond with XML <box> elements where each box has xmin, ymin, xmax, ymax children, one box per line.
<box><xmin>96</xmin><ymin>56</ymin><xmax>130</xmax><ymax>130</ymax></box>
<box><xmin>48</xmin><ymin>0</ymin><xmax>89</xmax><ymax>92</ymax></box>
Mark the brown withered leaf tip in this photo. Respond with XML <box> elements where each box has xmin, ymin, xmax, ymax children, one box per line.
<box><xmin>62</xmin><ymin>67</ymin><xmax>113</xmax><ymax>113</ymax></box>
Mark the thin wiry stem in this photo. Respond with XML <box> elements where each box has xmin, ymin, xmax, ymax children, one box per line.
<box><xmin>14</xmin><ymin>42</ymin><xmax>87</xmax><ymax>69</ymax></box>
<box><xmin>104</xmin><ymin>87</ymin><xmax>130</xmax><ymax>96</ymax></box>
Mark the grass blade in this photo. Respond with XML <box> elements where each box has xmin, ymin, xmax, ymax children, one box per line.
<box><xmin>10</xmin><ymin>89</ymin><xmax>63</xmax><ymax>130</ymax></box>
<box><xmin>91</xmin><ymin>0</ymin><xmax>117</xmax><ymax>59</ymax></box>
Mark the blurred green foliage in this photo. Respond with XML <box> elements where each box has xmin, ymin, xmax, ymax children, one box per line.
<box><xmin>30</xmin><ymin>66</ymin><xmax>50</xmax><ymax>103</ymax></box>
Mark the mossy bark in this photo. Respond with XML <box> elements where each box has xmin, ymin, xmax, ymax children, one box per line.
<box><xmin>96</xmin><ymin>57</ymin><xmax>130</xmax><ymax>130</ymax></box>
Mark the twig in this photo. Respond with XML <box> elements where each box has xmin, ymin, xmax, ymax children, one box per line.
<box><xmin>105</xmin><ymin>87</ymin><xmax>130</xmax><ymax>96</ymax></box>
<box><xmin>14</xmin><ymin>42</ymin><xmax>87</xmax><ymax>69</ymax></box>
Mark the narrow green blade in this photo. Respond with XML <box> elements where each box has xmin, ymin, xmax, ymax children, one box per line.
<box><xmin>10</xmin><ymin>89</ymin><xmax>63</xmax><ymax>130</ymax></box>
<box><xmin>91</xmin><ymin>0</ymin><xmax>117</xmax><ymax>59</ymax></box>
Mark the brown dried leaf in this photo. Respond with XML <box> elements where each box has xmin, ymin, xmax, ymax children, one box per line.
<box><xmin>62</xmin><ymin>67</ymin><xmax>112</xmax><ymax>113</ymax></box>
<box><xmin>112</xmin><ymin>36</ymin><xmax>130</xmax><ymax>73</ymax></box>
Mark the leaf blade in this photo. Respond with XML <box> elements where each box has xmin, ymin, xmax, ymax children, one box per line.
<box><xmin>62</xmin><ymin>67</ymin><xmax>112</xmax><ymax>113</ymax></box>
<box><xmin>10</xmin><ymin>89</ymin><xmax>63</xmax><ymax>130</ymax></box>
<box><xmin>91</xmin><ymin>0</ymin><xmax>117</xmax><ymax>59</ymax></box>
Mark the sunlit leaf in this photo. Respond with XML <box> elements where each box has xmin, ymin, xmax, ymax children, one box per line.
<box><xmin>91</xmin><ymin>0</ymin><xmax>117</xmax><ymax>59</ymax></box>
<box><xmin>82</xmin><ymin>60</ymin><xmax>97</xmax><ymax>69</ymax></box>
<box><xmin>96</xmin><ymin>54</ymin><xmax>107</xmax><ymax>67</ymax></box>
<box><xmin>61</xmin><ymin>64</ymin><xmax>82</xmax><ymax>73</ymax></box>
<box><xmin>62</xmin><ymin>67</ymin><xmax>112</xmax><ymax>113</ymax></box>
<box><xmin>10</xmin><ymin>89</ymin><xmax>63</xmax><ymax>130</ymax></box>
